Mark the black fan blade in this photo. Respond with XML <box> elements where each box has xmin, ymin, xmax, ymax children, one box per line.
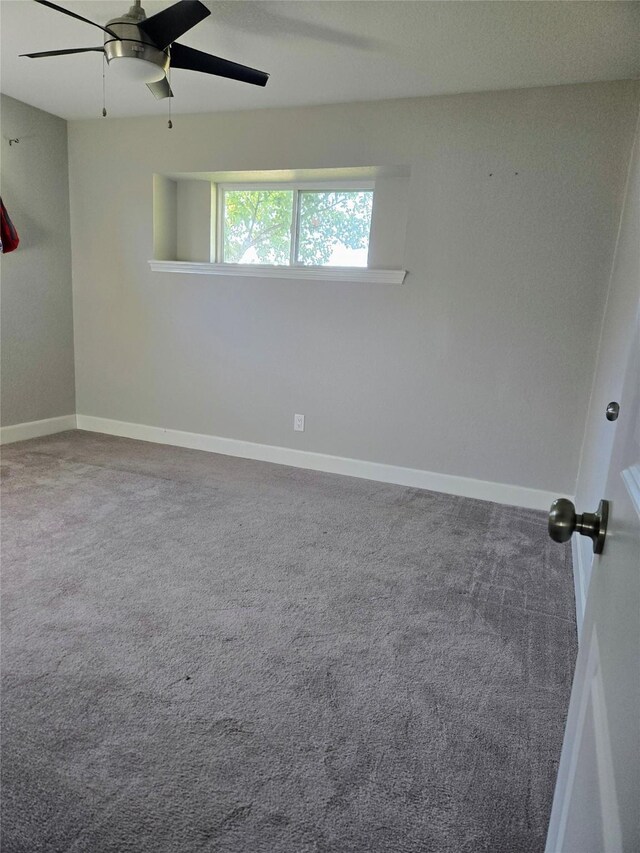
<box><xmin>138</xmin><ymin>0</ymin><xmax>210</xmax><ymax>51</ymax></box>
<box><xmin>21</xmin><ymin>46</ymin><xmax>104</xmax><ymax>58</ymax></box>
<box><xmin>171</xmin><ymin>42</ymin><xmax>269</xmax><ymax>87</ymax></box>
<box><xmin>33</xmin><ymin>0</ymin><xmax>119</xmax><ymax>38</ymax></box>
<box><xmin>147</xmin><ymin>77</ymin><xmax>174</xmax><ymax>100</ymax></box>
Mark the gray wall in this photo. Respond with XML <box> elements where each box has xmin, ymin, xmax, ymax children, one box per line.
<box><xmin>68</xmin><ymin>81</ymin><xmax>639</xmax><ymax>495</ymax></box>
<box><xmin>0</xmin><ymin>94</ymin><xmax>75</xmax><ymax>426</ymax></box>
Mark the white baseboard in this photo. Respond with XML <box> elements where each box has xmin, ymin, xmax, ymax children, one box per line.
<box><xmin>75</xmin><ymin>414</ymin><xmax>563</xmax><ymax>511</ymax></box>
<box><xmin>0</xmin><ymin>414</ymin><xmax>77</xmax><ymax>445</ymax></box>
<box><xmin>571</xmin><ymin>536</ymin><xmax>593</xmax><ymax>640</ymax></box>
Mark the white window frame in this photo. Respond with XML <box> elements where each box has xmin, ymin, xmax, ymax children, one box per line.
<box><xmin>216</xmin><ymin>181</ymin><xmax>375</xmax><ymax>267</ymax></box>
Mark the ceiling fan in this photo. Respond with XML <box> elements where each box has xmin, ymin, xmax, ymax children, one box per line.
<box><xmin>20</xmin><ymin>0</ymin><xmax>269</xmax><ymax>100</ymax></box>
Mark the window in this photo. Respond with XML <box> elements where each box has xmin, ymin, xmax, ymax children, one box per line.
<box><xmin>218</xmin><ymin>184</ymin><xmax>374</xmax><ymax>267</ymax></box>
<box><xmin>152</xmin><ymin>167</ymin><xmax>409</xmax><ymax>283</ymax></box>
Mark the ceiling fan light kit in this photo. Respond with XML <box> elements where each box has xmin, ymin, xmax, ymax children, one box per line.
<box><xmin>104</xmin><ymin>4</ymin><xmax>169</xmax><ymax>84</ymax></box>
<box><xmin>107</xmin><ymin>56</ymin><xmax>166</xmax><ymax>85</ymax></box>
<box><xmin>21</xmin><ymin>0</ymin><xmax>269</xmax><ymax>110</ymax></box>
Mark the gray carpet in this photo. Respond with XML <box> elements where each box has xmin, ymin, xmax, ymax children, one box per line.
<box><xmin>1</xmin><ymin>430</ymin><xmax>576</xmax><ymax>853</ymax></box>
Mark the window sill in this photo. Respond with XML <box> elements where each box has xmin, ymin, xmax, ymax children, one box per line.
<box><xmin>148</xmin><ymin>261</ymin><xmax>406</xmax><ymax>285</ymax></box>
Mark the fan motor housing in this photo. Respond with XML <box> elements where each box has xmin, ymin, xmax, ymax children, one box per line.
<box><xmin>103</xmin><ymin>18</ymin><xmax>169</xmax><ymax>76</ymax></box>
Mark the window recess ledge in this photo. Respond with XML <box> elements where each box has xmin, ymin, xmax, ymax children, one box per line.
<box><xmin>148</xmin><ymin>261</ymin><xmax>406</xmax><ymax>285</ymax></box>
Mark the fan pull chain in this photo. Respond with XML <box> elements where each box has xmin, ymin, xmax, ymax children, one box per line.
<box><xmin>102</xmin><ymin>54</ymin><xmax>107</xmax><ymax>117</ymax></box>
<box><xmin>167</xmin><ymin>68</ymin><xmax>173</xmax><ymax>129</ymax></box>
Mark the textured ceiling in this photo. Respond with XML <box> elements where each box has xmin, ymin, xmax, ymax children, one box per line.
<box><xmin>1</xmin><ymin>0</ymin><xmax>639</xmax><ymax>120</ymax></box>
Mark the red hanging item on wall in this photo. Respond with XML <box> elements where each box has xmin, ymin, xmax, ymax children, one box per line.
<box><xmin>0</xmin><ymin>197</ymin><xmax>20</xmax><ymax>253</ymax></box>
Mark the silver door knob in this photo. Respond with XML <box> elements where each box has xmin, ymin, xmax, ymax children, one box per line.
<box><xmin>548</xmin><ymin>498</ymin><xmax>609</xmax><ymax>554</ymax></box>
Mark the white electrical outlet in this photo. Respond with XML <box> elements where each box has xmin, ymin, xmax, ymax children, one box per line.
<box><xmin>294</xmin><ymin>413</ymin><xmax>305</xmax><ymax>432</ymax></box>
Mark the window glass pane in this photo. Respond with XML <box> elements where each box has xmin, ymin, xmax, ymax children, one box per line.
<box><xmin>223</xmin><ymin>189</ymin><xmax>293</xmax><ymax>264</ymax></box>
<box><xmin>296</xmin><ymin>190</ymin><xmax>373</xmax><ymax>267</ymax></box>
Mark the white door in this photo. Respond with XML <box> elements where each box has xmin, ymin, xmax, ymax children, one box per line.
<box><xmin>545</xmin><ymin>310</ymin><xmax>640</xmax><ymax>852</ymax></box>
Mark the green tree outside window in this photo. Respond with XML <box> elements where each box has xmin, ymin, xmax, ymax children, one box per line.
<box><xmin>222</xmin><ymin>188</ymin><xmax>373</xmax><ymax>266</ymax></box>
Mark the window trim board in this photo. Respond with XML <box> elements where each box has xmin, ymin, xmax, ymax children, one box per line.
<box><xmin>148</xmin><ymin>260</ymin><xmax>406</xmax><ymax>285</ymax></box>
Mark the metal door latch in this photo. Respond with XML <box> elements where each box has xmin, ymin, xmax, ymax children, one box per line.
<box><xmin>606</xmin><ymin>402</ymin><xmax>620</xmax><ymax>421</ymax></box>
